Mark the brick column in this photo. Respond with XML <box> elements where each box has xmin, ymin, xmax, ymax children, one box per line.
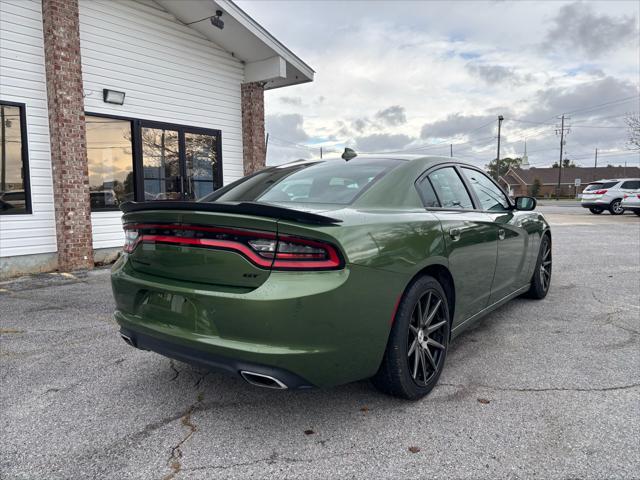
<box><xmin>42</xmin><ymin>0</ymin><xmax>94</xmax><ymax>271</ymax></box>
<box><xmin>241</xmin><ymin>82</ymin><xmax>266</xmax><ymax>175</ymax></box>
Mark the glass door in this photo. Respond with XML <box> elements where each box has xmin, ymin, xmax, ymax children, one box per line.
<box><xmin>140</xmin><ymin>126</ymin><xmax>181</xmax><ymax>200</ymax></box>
<box><xmin>184</xmin><ymin>132</ymin><xmax>219</xmax><ymax>200</ymax></box>
<box><xmin>137</xmin><ymin>122</ymin><xmax>222</xmax><ymax>201</ymax></box>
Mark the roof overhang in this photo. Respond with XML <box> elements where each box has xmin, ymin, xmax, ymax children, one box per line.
<box><xmin>156</xmin><ymin>0</ymin><xmax>314</xmax><ymax>89</ymax></box>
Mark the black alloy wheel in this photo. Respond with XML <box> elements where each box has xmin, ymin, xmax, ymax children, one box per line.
<box><xmin>525</xmin><ymin>234</ymin><xmax>552</xmax><ymax>299</ymax></box>
<box><xmin>372</xmin><ymin>275</ymin><xmax>450</xmax><ymax>400</ymax></box>
<box><xmin>407</xmin><ymin>290</ymin><xmax>448</xmax><ymax>387</ymax></box>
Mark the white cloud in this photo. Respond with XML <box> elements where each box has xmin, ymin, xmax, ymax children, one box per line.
<box><xmin>541</xmin><ymin>2</ymin><xmax>638</xmax><ymax>58</ymax></box>
<box><xmin>238</xmin><ymin>0</ymin><xmax>640</xmax><ymax>167</ymax></box>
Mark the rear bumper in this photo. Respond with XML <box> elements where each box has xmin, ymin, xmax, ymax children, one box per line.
<box><xmin>111</xmin><ymin>255</ymin><xmax>406</xmax><ymax>388</ymax></box>
<box><xmin>119</xmin><ymin>326</ymin><xmax>314</xmax><ymax>389</ymax></box>
<box><xmin>581</xmin><ymin>201</ymin><xmax>609</xmax><ymax>208</ymax></box>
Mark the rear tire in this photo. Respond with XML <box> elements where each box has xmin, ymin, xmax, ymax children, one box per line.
<box><xmin>524</xmin><ymin>234</ymin><xmax>551</xmax><ymax>299</ymax></box>
<box><xmin>589</xmin><ymin>207</ymin><xmax>603</xmax><ymax>214</ymax></box>
<box><xmin>372</xmin><ymin>275</ymin><xmax>450</xmax><ymax>400</ymax></box>
<box><xmin>609</xmin><ymin>199</ymin><xmax>624</xmax><ymax>215</ymax></box>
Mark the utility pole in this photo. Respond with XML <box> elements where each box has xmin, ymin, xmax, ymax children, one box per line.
<box><xmin>450</xmin><ymin>144</ymin><xmax>453</xmax><ymax>157</ymax></box>
<box><xmin>320</xmin><ymin>146</ymin><xmax>323</xmax><ymax>159</ymax></box>
<box><xmin>264</xmin><ymin>132</ymin><xmax>269</xmax><ymax>161</ymax></box>
<box><xmin>594</xmin><ymin>148</ymin><xmax>598</xmax><ymax>168</ymax></box>
<box><xmin>496</xmin><ymin>115</ymin><xmax>504</xmax><ymax>177</ymax></box>
<box><xmin>555</xmin><ymin>114</ymin><xmax>570</xmax><ymax>199</ymax></box>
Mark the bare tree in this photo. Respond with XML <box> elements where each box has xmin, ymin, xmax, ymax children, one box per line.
<box><xmin>626</xmin><ymin>114</ymin><xmax>640</xmax><ymax>150</ymax></box>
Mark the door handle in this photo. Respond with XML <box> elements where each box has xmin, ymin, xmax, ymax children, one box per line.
<box><xmin>449</xmin><ymin>228</ymin><xmax>461</xmax><ymax>241</ymax></box>
<box><xmin>498</xmin><ymin>228</ymin><xmax>506</xmax><ymax>240</ymax></box>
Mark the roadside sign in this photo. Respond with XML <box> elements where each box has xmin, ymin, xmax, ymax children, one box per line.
<box><xmin>574</xmin><ymin>178</ymin><xmax>581</xmax><ymax>187</ymax></box>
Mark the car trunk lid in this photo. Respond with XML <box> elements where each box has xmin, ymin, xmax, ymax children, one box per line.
<box><xmin>121</xmin><ymin>201</ymin><xmax>342</xmax><ymax>288</ymax></box>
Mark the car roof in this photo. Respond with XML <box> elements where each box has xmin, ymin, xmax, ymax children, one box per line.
<box><xmin>589</xmin><ymin>178</ymin><xmax>640</xmax><ymax>183</ymax></box>
<box><xmin>274</xmin><ymin>155</ymin><xmax>472</xmax><ymax>168</ymax></box>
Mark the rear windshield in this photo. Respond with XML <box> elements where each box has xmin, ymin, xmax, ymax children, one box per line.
<box><xmin>202</xmin><ymin>159</ymin><xmax>402</xmax><ymax>205</ymax></box>
<box><xmin>584</xmin><ymin>182</ymin><xmax>617</xmax><ymax>191</ymax></box>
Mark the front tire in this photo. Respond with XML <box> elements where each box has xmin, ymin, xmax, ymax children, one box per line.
<box><xmin>589</xmin><ymin>207</ymin><xmax>603</xmax><ymax>214</ymax></box>
<box><xmin>609</xmin><ymin>199</ymin><xmax>624</xmax><ymax>215</ymax></box>
<box><xmin>524</xmin><ymin>234</ymin><xmax>552</xmax><ymax>299</ymax></box>
<box><xmin>372</xmin><ymin>275</ymin><xmax>450</xmax><ymax>400</ymax></box>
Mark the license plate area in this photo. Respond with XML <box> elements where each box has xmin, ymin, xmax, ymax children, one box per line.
<box><xmin>136</xmin><ymin>290</ymin><xmax>198</xmax><ymax>330</ymax></box>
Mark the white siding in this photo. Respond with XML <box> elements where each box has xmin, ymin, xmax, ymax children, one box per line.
<box><xmin>0</xmin><ymin>0</ymin><xmax>57</xmax><ymax>258</ymax></box>
<box><xmin>79</xmin><ymin>0</ymin><xmax>246</xmax><ymax>250</ymax></box>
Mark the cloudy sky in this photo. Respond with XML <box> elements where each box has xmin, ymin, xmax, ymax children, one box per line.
<box><xmin>237</xmin><ymin>0</ymin><xmax>639</xmax><ymax>169</ymax></box>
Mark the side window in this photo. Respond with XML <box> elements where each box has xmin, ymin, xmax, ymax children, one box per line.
<box><xmin>0</xmin><ymin>102</ymin><xmax>31</xmax><ymax>214</ymax></box>
<box><xmin>461</xmin><ymin>167</ymin><xmax>510</xmax><ymax>211</ymax></box>
<box><xmin>416</xmin><ymin>177</ymin><xmax>440</xmax><ymax>207</ymax></box>
<box><xmin>621</xmin><ymin>180</ymin><xmax>640</xmax><ymax>190</ymax></box>
<box><xmin>428</xmin><ymin>167</ymin><xmax>474</xmax><ymax>210</ymax></box>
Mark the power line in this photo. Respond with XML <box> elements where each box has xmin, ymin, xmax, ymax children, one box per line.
<box><xmin>510</xmin><ymin>118</ymin><xmax>555</xmax><ymax>126</ymax></box>
<box><xmin>565</xmin><ymin>94</ymin><xmax>639</xmax><ymax>116</ymax></box>
<box><xmin>568</xmin><ymin>124</ymin><xmax>626</xmax><ymax>129</ymax></box>
<box><xmin>268</xmin><ymin>94</ymin><xmax>639</xmax><ymax>158</ymax></box>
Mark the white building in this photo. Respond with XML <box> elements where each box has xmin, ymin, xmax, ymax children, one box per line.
<box><xmin>0</xmin><ymin>0</ymin><xmax>314</xmax><ymax>277</ymax></box>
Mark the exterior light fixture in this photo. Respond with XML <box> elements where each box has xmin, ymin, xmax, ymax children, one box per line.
<box><xmin>210</xmin><ymin>10</ymin><xmax>224</xmax><ymax>30</ymax></box>
<box><xmin>103</xmin><ymin>89</ymin><xmax>126</xmax><ymax>105</ymax></box>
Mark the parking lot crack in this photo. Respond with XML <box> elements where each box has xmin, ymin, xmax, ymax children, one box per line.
<box><xmin>439</xmin><ymin>382</ymin><xmax>640</xmax><ymax>394</ymax></box>
<box><xmin>161</xmin><ymin>393</ymin><xmax>203</xmax><ymax>480</ymax></box>
<box><xmin>169</xmin><ymin>360</ymin><xmax>181</xmax><ymax>381</ymax></box>
<box><xmin>182</xmin><ymin>451</ymin><xmax>355</xmax><ymax>473</ymax></box>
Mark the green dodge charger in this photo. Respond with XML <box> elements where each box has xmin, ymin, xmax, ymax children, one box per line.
<box><xmin>112</xmin><ymin>155</ymin><xmax>551</xmax><ymax>399</ymax></box>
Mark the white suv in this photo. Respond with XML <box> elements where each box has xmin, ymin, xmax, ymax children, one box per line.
<box><xmin>621</xmin><ymin>190</ymin><xmax>640</xmax><ymax>216</ymax></box>
<box><xmin>581</xmin><ymin>178</ymin><xmax>640</xmax><ymax>215</ymax></box>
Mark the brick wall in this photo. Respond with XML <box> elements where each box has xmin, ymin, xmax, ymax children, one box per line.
<box><xmin>241</xmin><ymin>82</ymin><xmax>266</xmax><ymax>175</ymax></box>
<box><xmin>42</xmin><ymin>0</ymin><xmax>94</xmax><ymax>271</ymax></box>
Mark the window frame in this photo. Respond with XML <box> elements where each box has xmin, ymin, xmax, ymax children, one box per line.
<box><xmin>415</xmin><ymin>163</ymin><xmax>479</xmax><ymax>212</ymax></box>
<box><xmin>621</xmin><ymin>180</ymin><xmax>640</xmax><ymax>190</ymax></box>
<box><xmin>415</xmin><ymin>162</ymin><xmax>515</xmax><ymax>213</ymax></box>
<box><xmin>85</xmin><ymin>112</ymin><xmax>223</xmax><ymax>208</ymax></box>
<box><xmin>85</xmin><ymin>112</ymin><xmax>136</xmax><ymax>212</ymax></box>
<box><xmin>459</xmin><ymin>165</ymin><xmax>513</xmax><ymax>212</ymax></box>
<box><xmin>0</xmin><ymin>101</ymin><xmax>32</xmax><ymax>215</ymax></box>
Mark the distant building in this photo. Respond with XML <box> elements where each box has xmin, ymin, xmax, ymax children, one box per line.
<box><xmin>499</xmin><ymin>166</ymin><xmax>640</xmax><ymax>197</ymax></box>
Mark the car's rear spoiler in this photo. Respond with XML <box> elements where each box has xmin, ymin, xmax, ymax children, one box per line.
<box><xmin>119</xmin><ymin>201</ymin><xmax>342</xmax><ymax>225</ymax></box>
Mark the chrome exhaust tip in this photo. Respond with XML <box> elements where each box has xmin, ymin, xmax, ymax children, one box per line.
<box><xmin>120</xmin><ymin>333</ymin><xmax>135</xmax><ymax>348</ymax></box>
<box><xmin>240</xmin><ymin>370</ymin><xmax>288</xmax><ymax>390</ymax></box>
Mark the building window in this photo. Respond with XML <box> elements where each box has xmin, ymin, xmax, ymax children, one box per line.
<box><xmin>86</xmin><ymin>114</ymin><xmax>223</xmax><ymax>207</ymax></box>
<box><xmin>86</xmin><ymin>115</ymin><xmax>134</xmax><ymax>211</ymax></box>
<box><xmin>0</xmin><ymin>102</ymin><xmax>31</xmax><ymax>215</ymax></box>
<box><xmin>185</xmin><ymin>131</ymin><xmax>220</xmax><ymax>200</ymax></box>
<box><xmin>141</xmin><ymin>126</ymin><xmax>181</xmax><ymax>200</ymax></box>
<box><xmin>139</xmin><ymin>122</ymin><xmax>222</xmax><ymax>201</ymax></box>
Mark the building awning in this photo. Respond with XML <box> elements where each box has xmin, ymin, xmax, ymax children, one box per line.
<box><xmin>157</xmin><ymin>0</ymin><xmax>314</xmax><ymax>89</ymax></box>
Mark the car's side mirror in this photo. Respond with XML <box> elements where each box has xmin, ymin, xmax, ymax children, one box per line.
<box><xmin>515</xmin><ymin>196</ymin><xmax>536</xmax><ymax>211</ymax></box>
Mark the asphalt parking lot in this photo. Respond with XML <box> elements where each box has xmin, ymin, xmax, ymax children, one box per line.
<box><xmin>1</xmin><ymin>204</ymin><xmax>639</xmax><ymax>480</ymax></box>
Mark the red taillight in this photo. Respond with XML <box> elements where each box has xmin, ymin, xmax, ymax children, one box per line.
<box><xmin>593</xmin><ymin>189</ymin><xmax>608</xmax><ymax>194</ymax></box>
<box><xmin>272</xmin><ymin>235</ymin><xmax>341</xmax><ymax>270</ymax></box>
<box><xmin>123</xmin><ymin>228</ymin><xmax>140</xmax><ymax>253</ymax></box>
<box><xmin>637</xmin><ymin>194</ymin><xmax>640</xmax><ymax>199</ymax></box>
<box><xmin>122</xmin><ymin>223</ymin><xmax>343</xmax><ymax>271</ymax></box>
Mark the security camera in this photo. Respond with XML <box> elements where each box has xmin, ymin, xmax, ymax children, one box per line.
<box><xmin>210</xmin><ymin>10</ymin><xmax>224</xmax><ymax>30</ymax></box>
